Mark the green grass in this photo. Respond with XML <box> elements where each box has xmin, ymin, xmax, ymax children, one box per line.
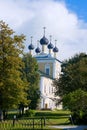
<box><xmin>0</xmin><ymin>110</ymin><xmax>71</xmax><ymax>130</ymax></box>
<box><xmin>35</xmin><ymin>110</ymin><xmax>70</xmax><ymax>118</ymax></box>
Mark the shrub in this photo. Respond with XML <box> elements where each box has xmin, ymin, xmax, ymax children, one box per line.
<box><xmin>25</xmin><ymin>109</ymin><xmax>35</xmax><ymax>117</ymax></box>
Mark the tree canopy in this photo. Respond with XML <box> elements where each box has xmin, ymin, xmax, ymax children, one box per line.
<box><xmin>63</xmin><ymin>89</ymin><xmax>87</xmax><ymax>124</ymax></box>
<box><xmin>22</xmin><ymin>53</ymin><xmax>40</xmax><ymax>109</ymax></box>
<box><xmin>0</xmin><ymin>21</ymin><xmax>28</xmax><ymax>113</ymax></box>
<box><xmin>53</xmin><ymin>53</ymin><xmax>87</xmax><ymax>97</ymax></box>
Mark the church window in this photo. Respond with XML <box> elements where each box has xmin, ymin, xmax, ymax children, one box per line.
<box><xmin>52</xmin><ymin>87</ymin><xmax>54</xmax><ymax>93</ymax></box>
<box><xmin>49</xmin><ymin>86</ymin><xmax>51</xmax><ymax>94</ymax></box>
<box><xmin>46</xmin><ymin>68</ymin><xmax>49</xmax><ymax>75</ymax></box>
<box><xmin>49</xmin><ymin>86</ymin><xmax>50</xmax><ymax>94</ymax></box>
<box><xmin>44</xmin><ymin>85</ymin><xmax>46</xmax><ymax>93</ymax></box>
<box><xmin>45</xmin><ymin>64</ymin><xmax>50</xmax><ymax>75</ymax></box>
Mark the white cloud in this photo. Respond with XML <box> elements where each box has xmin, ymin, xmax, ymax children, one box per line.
<box><xmin>0</xmin><ymin>0</ymin><xmax>87</xmax><ymax>60</ymax></box>
<box><xmin>0</xmin><ymin>0</ymin><xmax>34</xmax><ymax>29</ymax></box>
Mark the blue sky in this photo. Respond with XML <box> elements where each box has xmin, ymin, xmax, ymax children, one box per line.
<box><xmin>64</xmin><ymin>0</ymin><xmax>87</xmax><ymax>21</ymax></box>
<box><xmin>0</xmin><ymin>0</ymin><xmax>87</xmax><ymax>61</ymax></box>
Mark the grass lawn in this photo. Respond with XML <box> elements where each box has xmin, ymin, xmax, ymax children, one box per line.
<box><xmin>0</xmin><ymin>110</ymin><xmax>71</xmax><ymax>130</ymax></box>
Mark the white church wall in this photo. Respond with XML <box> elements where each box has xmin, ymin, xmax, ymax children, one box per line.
<box><xmin>40</xmin><ymin>76</ymin><xmax>59</xmax><ymax>109</ymax></box>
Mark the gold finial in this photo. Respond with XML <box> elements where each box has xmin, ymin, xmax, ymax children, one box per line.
<box><xmin>31</xmin><ymin>36</ymin><xmax>33</xmax><ymax>44</ymax></box>
<box><xmin>50</xmin><ymin>35</ymin><xmax>52</xmax><ymax>42</ymax></box>
<box><xmin>43</xmin><ymin>27</ymin><xmax>46</xmax><ymax>36</ymax></box>
<box><xmin>37</xmin><ymin>40</ymin><xmax>39</xmax><ymax>47</ymax></box>
<box><xmin>55</xmin><ymin>40</ymin><xmax>57</xmax><ymax>46</ymax></box>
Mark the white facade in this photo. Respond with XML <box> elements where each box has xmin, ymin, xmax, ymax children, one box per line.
<box><xmin>35</xmin><ymin>53</ymin><xmax>62</xmax><ymax>110</ymax></box>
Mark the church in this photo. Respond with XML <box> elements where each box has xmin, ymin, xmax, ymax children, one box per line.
<box><xmin>28</xmin><ymin>28</ymin><xmax>62</xmax><ymax>110</ymax></box>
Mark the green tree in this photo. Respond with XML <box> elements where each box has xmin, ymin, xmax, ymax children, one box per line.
<box><xmin>53</xmin><ymin>53</ymin><xmax>87</xmax><ymax>124</ymax></box>
<box><xmin>63</xmin><ymin>89</ymin><xmax>87</xmax><ymax>124</ymax></box>
<box><xmin>22</xmin><ymin>53</ymin><xmax>40</xmax><ymax>109</ymax></box>
<box><xmin>0</xmin><ymin>21</ymin><xmax>28</xmax><ymax>120</ymax></box>
<box><xmin>63</xmin><ymin>89</ymin><xmax>87</xmax><ymax>112</ymax></box>
<box><xmin>53</xmin><ymin>53</ymin><xmax>87</xmax><ymax>97</ymax></box>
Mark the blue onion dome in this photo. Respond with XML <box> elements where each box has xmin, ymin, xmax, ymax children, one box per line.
<box><xmin>40</xmin><ymin>36</ymin><xmax>49</xmax><ymax>45</ymax></box>
<box><xmin>48</xmin><ymin>43</ymin><xmax>54</xmax><ymax>49</ymax></box>
<box><xmin>35</xmin><ymin>47</ymin><xmax>41</xmax><ymax>53</ymax></box>
<box><xmin>28</xmin><ymin>44</ymin><xmax>34</xmax><ymax>50</ymax></box>
<box><xmin>53</xmin><ymin>46</ymin><xmax>58</xmax><ymax>52</ymax></box>
<box><xmin>48</xmin><ymin>35</ymin><xmax>54</xmax><ymax>49</ymax></box>
<box><xmin>28</xmin><ymin>36</ymin><xmax>34</xmax><ymax>50</ymax></box>
<box><xmin>35</xmin><ymin>40</ymin><xmax>41</xmax><ymax>53</ymax></box>
<box><xmin>53</xmin><ymin>40</ymin><xmax>59</xmax><ymax>52</ymax></box>
<box><xmin>40</xmin><ymin>27</ymin><xmax>49</xmax><ymax>45</ymax></box>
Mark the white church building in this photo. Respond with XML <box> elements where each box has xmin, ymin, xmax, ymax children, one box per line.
<box><xmin>28</xmin><ymin>28</ymin><xmax>62</xmax><ymax>110</ymax></box>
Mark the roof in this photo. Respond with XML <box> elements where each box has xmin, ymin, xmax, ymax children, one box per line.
<box><xmin>34</xmin><ymin>53</ymin><xmax>62</xmax><ymax>63</ymax></box>
<box><xmin>38</xmin><ymin>70</ymin><xmax>54</xmax><ymax>80</ymax></box>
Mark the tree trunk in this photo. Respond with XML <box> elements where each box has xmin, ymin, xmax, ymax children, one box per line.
<box><xmin>22</xmin><ymin>107</ymin><xmax>24</xmax><ymax>115</ymax></box>
<box><xmin>0</xmin><ymin>110</ymin><xmax>3</xmax><ymax>121</ymax></box>
<box><xmin>3</xmin><ymin>110</ymin><xmax>7</xmax><ymax>120</ymax></box>
<box><xmin>19</xmin><ymin>107</ymin><xmax>24</xmax><ymax>117</ymax></box>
